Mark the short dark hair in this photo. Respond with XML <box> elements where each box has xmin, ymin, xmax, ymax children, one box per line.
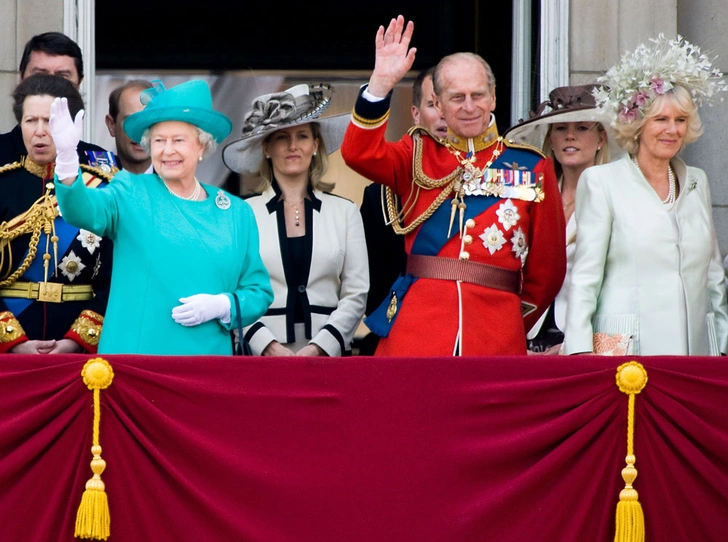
<box><xmin>19</xmin><ymin>32</ymin><xmax>83</xmax><ymax>79</ymax></box>
<box><xmin>13</xmin><ymin>74</ymin><xmax>84</xmax><ymax>123</ymax></box>
<box><xmin>412</xmin><ymin>67</ymin><xmax>435</xmax><ymax>108</ymax></box>
<box><xmin>108</xmin><ymin>79</ymin><xmax>153</xmax><ymax>121</ymax></box>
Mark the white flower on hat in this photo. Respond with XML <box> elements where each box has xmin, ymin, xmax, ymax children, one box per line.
<box><xmin>595</xmin><ymin>34</ymin><xmax>728</xmax><ymax>124</ymax></box>
<box><xmin>480</xmin><ymin>224</ymin><xmax>506</xmax><ymax>255</ymax></box>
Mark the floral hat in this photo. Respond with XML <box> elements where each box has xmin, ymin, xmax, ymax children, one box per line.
<box><xmin>504</xmin><ymin>84</ymin><xmax>621</xmax><ymax>157</ymax></box>
<box><xmin>222</xmin><ymin>83</ymin><xmax>350</xmax><ymax>174</ymax></box>
<box><xmin>123</xmin><ymin>79</ymin><xmax>232</xmax><ymax>143</ymax></box>
<box><xmin>594</xmin><ymin>34</ymin><xmax>728</xmax><ymax>124</ymax></box>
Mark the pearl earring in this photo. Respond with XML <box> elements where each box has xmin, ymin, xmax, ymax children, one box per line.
<box><xmin>313</xmin><ymin>152</ymin><xmax>317</xmax><ymax>156</ymax></box>
<box><xmin>597</xmin><ymin>146</ymin><xmax>602</xmax><ymax>151</ymax></box>
<box><xmin>198</xmin><ymin>156</ymin><xmax>203</xmax><ymax>162</ymax></box>
<box><xmin>265</xmin><ymin>154</ymin><xmax>270</xmax><ymax>159</ymax></box>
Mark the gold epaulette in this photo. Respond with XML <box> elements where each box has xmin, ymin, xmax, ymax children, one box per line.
<box><xmin>501</xmin><ymin>137</ymin><xmax>546</xmax><ymax>159</ymax></box>
<box><xmin>0</xmin><ymin>161</ymin><xmax>22</xmax><ymax>175</ymax></box>
<box><xmin>80</xmin><ymin>164</ymin><xmax>115</xmax><ymax>183</ymax></box>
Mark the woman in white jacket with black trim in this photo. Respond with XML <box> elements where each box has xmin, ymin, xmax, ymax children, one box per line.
<box><xmin>223</xmin><ymin>84</ymin><xmax>367</xmax><ymax>356</ymax></box>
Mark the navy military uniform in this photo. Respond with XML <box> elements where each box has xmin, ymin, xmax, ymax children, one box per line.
<box><xmin>0</xmin><ymin>158</ymin><xmax>113</xmax><ymax>352</ymax></box>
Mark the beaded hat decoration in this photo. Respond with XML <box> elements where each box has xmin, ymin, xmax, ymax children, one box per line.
<box><xmin>593</xmin><ymin>34</ymin><xmax>728</xmax><ymax>124</ymax></box>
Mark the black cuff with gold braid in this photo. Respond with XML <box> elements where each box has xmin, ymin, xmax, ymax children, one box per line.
<box><xmin>65</xmin><ymin>310</ymin><xmax>104</xmax><ymax>352</ymax></box>
<box><xmin>351</xmin><ymin>86</ymin><xmax>392</xmax><ymax>128</ymax></box>
<box><xmin>0</xmin><ymin>311</ymin><xmax>26</xmax><ymax>352</ymax></box>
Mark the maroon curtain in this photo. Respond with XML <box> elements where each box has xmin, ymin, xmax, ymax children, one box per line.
<box><xmin>1</xmin><ymin>355</ymin><xmax>727</xmax><ymax>541</ymax></box>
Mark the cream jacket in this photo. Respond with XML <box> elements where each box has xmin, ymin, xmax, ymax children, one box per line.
<box><xmin>243</xmin><ymin>185</ymin><xmax>368</xmax><ymax>356</ymax></box>
<box><xmin>563</xmin><ymin>154</ymin><xmax>728</xmax><ymax>355</ymax></box>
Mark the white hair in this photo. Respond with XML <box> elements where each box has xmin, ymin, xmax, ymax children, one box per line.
<box><xmin>139</xmin><ymin>124</ymin><xmax>217</xmax><ymax>159</ymax></box>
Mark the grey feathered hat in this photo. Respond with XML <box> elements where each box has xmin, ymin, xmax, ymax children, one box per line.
<box><xmin>222</xmin><ymin>83</ymin><xmax>350</xmax><ymax>174</ymax></box>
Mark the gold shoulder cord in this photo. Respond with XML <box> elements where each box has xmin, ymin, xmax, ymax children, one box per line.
<box><xmin>385</xmin><ymin>133</ymin><xmax>460</xmax><ymax>235</ymax></box>
<box><xmin>0</xmin><ymin>162</ymin><xmax>108</xmax><ymax>288</ymax></box>
<box><xmin>0</xmin><ymin>162</ymin><xmax>23</xmax><ymax>175</ymax></box>
<box><xmin>0</xmin><ymin>184</ymin><xmax>59</xmax><ymax>287</ymax></box>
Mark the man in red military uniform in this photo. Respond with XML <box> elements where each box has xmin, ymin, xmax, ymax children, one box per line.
<box><xmin>341</xmin><ymin>16</ymin><xmax>566</xmax><ymax>356</ymax></box>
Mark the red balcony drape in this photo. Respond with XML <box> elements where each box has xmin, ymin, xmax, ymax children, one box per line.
<box><xmin>1</xmin><ymin>355</ymin><xmax>727</xmax><ymax>541</ymax></box>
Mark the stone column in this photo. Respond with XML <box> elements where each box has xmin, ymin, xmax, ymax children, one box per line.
<box><xmin>678</xmin><ymin>0</ymin><xmax>728</xmax><ymax>253</ymax></box>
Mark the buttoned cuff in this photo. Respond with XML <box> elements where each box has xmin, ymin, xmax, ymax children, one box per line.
<box><xmin>65</xmin><ymin>309</ymin><xmax>104</xmax><ymax>353</ymax></box>
<box><xmin>0</xmin><ymin>311</ymin><xmax>27</xmax><ymax>353</ymax></box>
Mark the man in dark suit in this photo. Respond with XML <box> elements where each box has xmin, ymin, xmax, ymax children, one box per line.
<box><xmin>0</xmin><ymin>32</ymin><xmax>106</xmax><ymax>166</ymax></box>
<box><xmin>105</xmin><ymin>80</ymin><xmax>153</xmax><ymax>173</ymax></box>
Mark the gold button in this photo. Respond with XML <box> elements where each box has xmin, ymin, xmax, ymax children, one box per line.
<box><xmin>463</xmin><ymin>235</ymin><xmax>473</xmax><ymax>245</ymax></box>
<box><xmin>66</xmin><ymin>261</ymin><xmax>79</xmax><ymax>273</ymax></box>
<box><xmin>459</xmin><ymin>251</ymin><xmax>470</xmax><ymax>260</ymax></box>
<box><xmin>465</xmin><ymin>219</ymin><xmax>475</xmax><ymax>228</ymax></box>
<box><xmin>88</xmin><ymin>328</ymin><xmax>97</xmax><ymax>337</ymax></box>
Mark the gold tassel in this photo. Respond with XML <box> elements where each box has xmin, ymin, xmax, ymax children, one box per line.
<box><xmin>614</xmin><ymin>361</ymin><xmax>648</xmax><ymax>542</ymax></box>
<box><xmin>75</xmin><ymin>358</ymin><xmax>114</xmax><ymax>540</ymax></box>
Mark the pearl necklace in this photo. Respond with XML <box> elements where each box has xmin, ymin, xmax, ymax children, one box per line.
<box><xmin>284</xmin><ymin>199</ymin><xmax>304</xmax><ymax>227</ymax></box>
<box><xmin>631</xmin><ymin>156</ymin><xmax>676</xmax><ymax>208</ymax></box>
<box><xmin>166</xmin><ymin>179</ymin><xmax>202</xmax><ymax>201</ymax></box>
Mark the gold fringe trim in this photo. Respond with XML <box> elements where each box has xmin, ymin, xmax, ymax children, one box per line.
<box><xmin>75</xmin><ymin>358</ymin><xmax>114</xmax><ymax>540</ymax></box>
<box><xmin>614</xmin><ymin>361</ymin><xmax>648</xmax><ymax>542</ymax></box>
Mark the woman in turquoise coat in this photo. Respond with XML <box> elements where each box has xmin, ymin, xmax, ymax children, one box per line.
<box><xmin>50</xmin><ymin>80</ymin><xmax>273</xmax><ymax>355</ymax></box>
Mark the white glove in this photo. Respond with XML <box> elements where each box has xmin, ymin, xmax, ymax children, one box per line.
<box><xmin>171</xmin><ymin>294</ymin><xmax>231</xmax><ymax>327</ymax></box>
<box><xmin>49</xmin><ymin>97</ymin><xmax>83</xmax><ymax>180</ymax></box>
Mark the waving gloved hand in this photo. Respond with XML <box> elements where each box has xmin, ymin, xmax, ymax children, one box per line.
<box><xmin>172</xmin><ymin>294</ymin><xmax>231</xmax><ymax>326</ymax></box>
<box><xmin>49</xmin><ymin>97</ymin><xmax>83</xmax><ymax>180</ymax></box>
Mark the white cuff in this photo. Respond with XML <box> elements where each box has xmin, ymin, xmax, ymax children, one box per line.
<box><xmin>362</xmin><ymin>86</ymin><xmax>386</xmax><ymax>102</ymax></box>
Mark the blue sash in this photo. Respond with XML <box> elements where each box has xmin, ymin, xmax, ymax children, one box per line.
<box><xmin>365</xmin><ymin>145</ymin><xmax>543</xmax><ymax>337</ymax></box>
<box><xmin>4</xmin><ymin>213</ymin><xmax>78</xmax><ymax>316</ymax></box>
<box><xmin>365</xmin><ymin>194</ymin><xmax>500</xmax><ymax>336</ymax></box>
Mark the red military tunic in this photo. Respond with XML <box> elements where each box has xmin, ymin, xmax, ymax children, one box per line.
<box><xmin>341</xmin><ymin>89</ymin><xmax>566</xmax><ymax>356</ymax></box>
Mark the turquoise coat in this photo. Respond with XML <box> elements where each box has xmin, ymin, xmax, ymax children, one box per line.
<box><xmin>55</xmin><ymin>170</ymin><xmax>273</xmax><ymax>355</ymax></box>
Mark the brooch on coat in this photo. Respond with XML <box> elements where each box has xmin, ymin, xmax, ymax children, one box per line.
<box><xmin>215</xmin><ymin>190</ymin><xmax>231</xmax><ymax>210</ymax></box>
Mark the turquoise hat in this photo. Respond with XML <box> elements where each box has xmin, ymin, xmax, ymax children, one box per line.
<box><xmin>123</xmin><ymin>79</ymin><xmax>232</xmax><ymax>144</ymax></box>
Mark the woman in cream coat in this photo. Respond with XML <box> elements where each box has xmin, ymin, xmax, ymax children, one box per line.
<box><xmin>563</xmin><ymin>37</ymin><xmax>728</xmax><ymax>355</ymax></box>
<box><xmin>223</xmin><ymin>84</ymin><xmax>367</xmax><ymax>356</ymax></box>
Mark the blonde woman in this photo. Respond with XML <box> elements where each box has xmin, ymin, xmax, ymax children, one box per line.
<box><xmin>223</xmin><ymin>84</ymin><xmax>367</xmax><ymax>356</ymax></box>
<box><xmin>563</xmin><ymin>35</ymin><xmax>728</xmax><ymax>355</ymax></box>
<box><xmin>505</xmin><ymin>85</ymin><xmax>615</xmax><ymax>354</ymax></box>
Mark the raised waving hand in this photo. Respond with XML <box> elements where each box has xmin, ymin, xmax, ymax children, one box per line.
<box><xmin>367</xmin><ymin>15</ymin><xmax>417</xmax><ymax>97</ymax></box>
